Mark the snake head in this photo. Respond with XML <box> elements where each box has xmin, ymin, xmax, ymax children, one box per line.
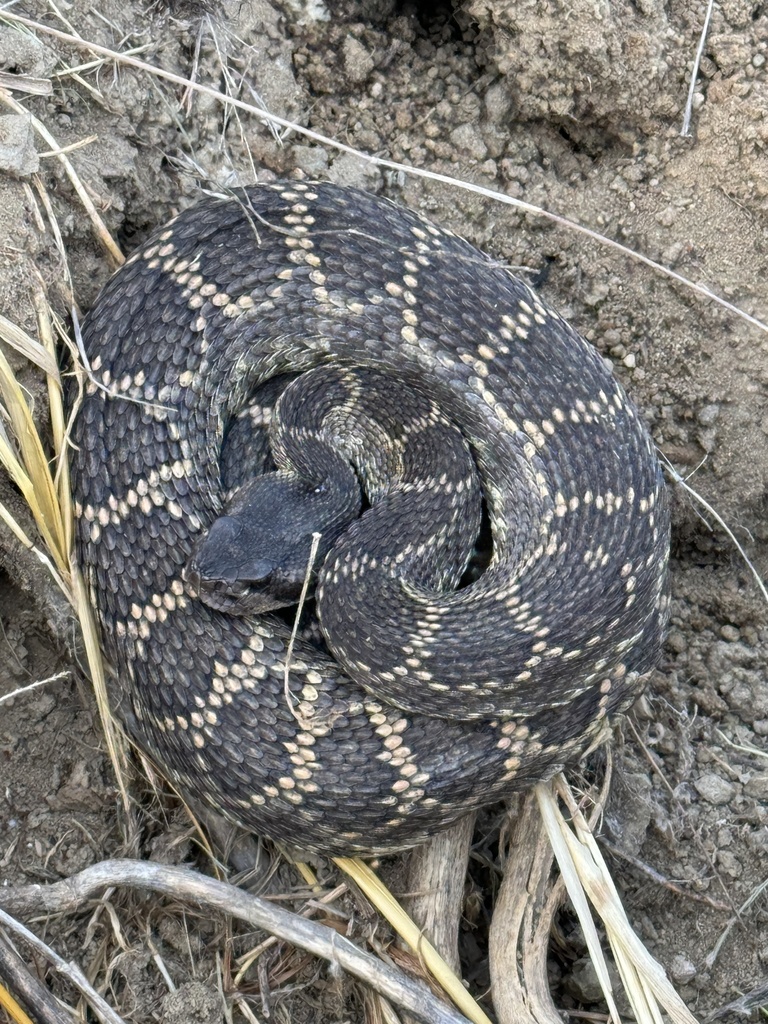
<box><xmin>185</xmin><ymin>469</ymin><xmax>361</xmax><ymax>616</ymax></box>
<box><xmin>185</xmin><ymin>515</ymin><xmax>289</xmax><ymax>614</ymax></box>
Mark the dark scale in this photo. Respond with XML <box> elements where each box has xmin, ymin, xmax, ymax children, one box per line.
<box><xmin>70</xmin><ymin>182</ymin><xmax>670</xmax><ymax>854</ymax></box>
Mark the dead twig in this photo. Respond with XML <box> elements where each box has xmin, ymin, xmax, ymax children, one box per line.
<box><xmin>489</xmin><ymin>790</ymin><xmax>562</xmax><ymax>1024</ymax></box>
<box><xmin>404</xmin><ymin>813</ymin><xmax>476</xmax><ymax>976</ymax></box>
<box><xmin>0</xmin><ymin>859</ymin><xmax>471</xmax><ymax>1024</ymax></box>
<box><xmin>600</xmin><ymin>841</ymin><xmax>730</xmax><ymax>914</ymax></box>
<box><xmin>0</xmin><ymin>910</ymin><xmax>126</xmax><ymax>1024</ymax></box>
<box><xmin>0</xmin><ymin>930</ymin><xmax>70</xmax><ymax>1024</ymax></box>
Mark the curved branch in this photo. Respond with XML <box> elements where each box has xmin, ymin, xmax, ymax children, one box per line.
<box><xmin>0</xmin><ymin>859</ymin><xmax>470</xmax><ymax>1024</ymax></box>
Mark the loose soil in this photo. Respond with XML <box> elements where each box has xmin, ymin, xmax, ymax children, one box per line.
<box><xmin>0</xmin><ymin>1</ymin><xmax>767</xmax><ymax>1022</ymax></box>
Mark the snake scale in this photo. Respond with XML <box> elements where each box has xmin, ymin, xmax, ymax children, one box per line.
<box><xmin>71</xmin><ymin>181</ymin><xmax>670</xmax><ymax>854</ymax></box>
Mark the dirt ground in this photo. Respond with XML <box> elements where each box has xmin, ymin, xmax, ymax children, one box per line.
<box><xmin>0</xmin><ymin>0</ymin><xmax>767</xmax><ymax>1021</ymax></box>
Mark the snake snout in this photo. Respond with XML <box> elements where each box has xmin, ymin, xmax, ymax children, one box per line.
<box><xmin>190</xmin><ymin>516</ymin><xmax>266</xmax><ymax>584</ymax></box>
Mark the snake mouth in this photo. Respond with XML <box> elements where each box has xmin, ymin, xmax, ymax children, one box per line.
<box><xmin>184</xmin><ymin>566</ymin><xmax>301</xmax><ymax>615</ymax></box>
<box><xmin>184</xmin><ymin>551</ymin><xmax>306</xmax><ymax>616</ymax></box>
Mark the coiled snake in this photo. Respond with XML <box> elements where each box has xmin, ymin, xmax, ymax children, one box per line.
<box><xmin>71</xmin><ymin>182</ymin><xmax>670</xmax><ymax>854</ymax></box>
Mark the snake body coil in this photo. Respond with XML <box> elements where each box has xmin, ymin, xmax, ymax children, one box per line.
<box><xmin>71</xmin><ymin>182</ymin><xmax>669</xmax><ymax>854</ymax></box>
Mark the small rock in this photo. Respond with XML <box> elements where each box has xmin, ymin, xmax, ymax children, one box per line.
<box><xmin>745</xmin><ymin>774</ymin><xmax>768</xmax><ymax>800</ymax></box>
<box><xmin>697</xmin><ymin>403</ymin><xmax>720</xmax><ymax>426</ymax></box>
<box><xmin>161</xmin><ymin>981</ymin><xmax>219</xmax><ymax>1024</ymax></box>
<box><xmin>291</xmin><ymin>144</ymin><xmax>329</xmax><ymax>176</ymax></box>
<box><xmin>670</xmin><ymin>954</ymin><xmax>697</xmax><ymax>984</ymax></box>
<box><xmin>656</xmin><ymin>205</ymin><xmax>677</xmax><ymax>227</ymax></box>
<box><xmin>327</xmin><ymin>152</ymin><xmax>381</xmax><ymax>190</ymax></box>
<box><xmin>720</xmin><ymin>624</ymin><xmax>740</xmax><ymax>641</ymax></box>
<box><xmin>449</xmin><ymin>123</ymin><xmax>488</xmax><ymax>161</ymax></box>
<box><xmin>0</xmin><ymin>114</ymin><xmax>38</xmax><ymax>175</ymax></box>
<box><xmin>342</xmin><ymin>36</ymin><xmax>374</xmax><ymax>83</ymax></box>
<box><xmin>564</xmin><ymin>957</ymin><xmax>604</xmax><ymax>1003</ymax></box>
<box><xmin>484</xmin><ymin>80</ymin><xmax>514</xmax><ymax>123</ymax></box>
<box><xmin>0</xmin><ymin>27</ymin><xmax>57</xmax><ymax>76</ymax></box>
<box><xmin>716</xmin><ymin>849</ymin><xmax>743</xmax><ymax>877</ymax></box>
<box><xmin>667</xmin><ymin>630</ymin><xmax>687</xmax><ymax>654</ymax></box>
<box><xmin>693</xmin><ymin>772</ymin><xmax>736</xmax><ymax>805</ymax></box>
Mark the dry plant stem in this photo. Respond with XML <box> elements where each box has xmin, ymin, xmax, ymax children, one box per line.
<box><xmin>488</xmin><ymin>793</ymin><xmax>562</xmax><ymax>1024</ymax></box>
<box><xmin>0</xmin><ymin>860</ymin><xmax>472</xmax><ymax>1024</ymax></box>
<box><xmin>681</xmin><ymin>0</ymin><xmax>715</xmax><ymax>137</ymax></box>
<box><xmin>335</xmin><ymin>857</ymin><xmax>492</xmax><ymax>1024</ymax></box>
<box><xmin>0</xmin><ymin>672</ymin><xmax>69</xmax><ymax>706</ymax></box>
<box><xmin>0</xmin><ymin>909</ymin><xmax>125</xmax><ymax>1024</ymax></box>
<box><xmin>3</xmin><ymin>11</ymin><xmax>767</xmax><ymax>340</ymax></box>
<box><xmin>706</xmin><ymin>980</ymin><xmax>768</xmax><ymax>1021</ymax></box>
<box><xmin>404</xmin><ymin>814</ymin><xmax>475</xmax><ymax>975</ymax></box>
<box><xmin>0</xmin><ymin>930</ymin><xmax>70</xmax><ymax>1024</ymax></box>
<box><xmin>542</xmin><ymin>778</ymin><xmax>699</xmax><ymax>1024</ymax></box>
<box><xmin>0</xmin><ymin>70</ymin><xmax>52</xmax><ymax>95</ymax></box>
<box><xmin>601</xmin><ymin>840</ymin><xmax>730</xmax><ymax>913</ymax></box>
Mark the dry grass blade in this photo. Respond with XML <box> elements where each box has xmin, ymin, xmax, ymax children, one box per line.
<box><xmin>0</xmin><ymin>295</ymin><xmax>130</xmax><ymax>805</ymax></box>
<box><xmin>0</xmin><ymin>313</ymin><xmax>59</xmax><ymax>379</ymax></box>
<box><xmin>681</xmin><ymin>0</ymin><xmax>715</xmax><ymax>137</ymax></box>
<box><xmin>0</xmin><ymin>672</ymin><xmax>70</xmax><ymax>706</ymax></box>
<box><xmin>0</xmin><ymin>980</ymin><xmax>36</xmax><ymax>1024</ymax></box>
<box><xmin>72</xmin><ymin>561</ymin><xmax>131</xmax><ymax>808</ymax></box>
<box><xmin>335</xmin><ymin>857</ymin><xmax>493</xmax><ymax>1024</ymax></box>
<box><xmin>0</xmin><ymin>336</ymin><xmax>68</xmax><ymax>577</ymax></box>
<box><xmin>39</xmin><ymin>133</ymin><xmax>99</xmax><ymax>158</ymax></box>
<box><xmin>0</xmin><ymin>70</ymin><xmax>52</xmax><ymax>95</ymax></box>
<box><xmin>51</xmin><ymin>43</ymin><xmax>154</xmax><ymax>81</ymax></box>
<box><xmin>534</xmin><ymin>786</ymin><xmax>621</xmax><ymax>1022</ymax></box>
<box><xmin>536</xmin><ymin>778</ymin><xmax>700</xmax><ymax>1024</ymax></box>
<box><xmin>0</xmin><ymin>497</ymin><xmax>56</xmax><ymax>572</ymax></box>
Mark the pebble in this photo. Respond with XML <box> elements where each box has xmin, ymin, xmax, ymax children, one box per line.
<box><xmin>693</xmin><ymin>773</ymin><xmax>736</xmax><ymax>805</ymax></box>
<box><xmin>342</xmin><ymin>36</ymin><xmax>374</xmax><ymax>83</ymax></box>
<box><xmin>291</xmin><ymin>144</ymin><xmax>329</xmax><ymax>176</ymax></box>
<box><xmin>697</xmin><ymin>403</ymin><xmax>720</xmax><ymax>426</ymax></box>
<box><xmin>666</xmin><ymin>630</ymin><xmax>687</xmax><ymax>654</ymax></box>
<box><xmin>449</xmin><ymin>123</ymin><xmax>488</xmax><ymax>161</ymax></box>
<box><xmin>327</xmin><ymin>152</ymin><xmax>381</xmax><ymax>190</ymax></box>
<box><xmin>716</xmin><ymin>849</ymin><xmax>742</xmax><ymax>877</ymax></box>
<box><xmin>744</xmin><ymin>774</ymin><xmax>768</xmax><ymax>800</ymax></box>
<box><xmin>0</xmin><ymin>114</ymin><xmax>38</xmax><ymax>175</ymax></box>
<box><xmin>564</xmin><ymin>958</ymin><xmax>604</xmax><ymax>1003</ymax></box>
<box><xmin>669</xmin><ymin>954</ymin><xmax>696</xmax><ymax>984</ymax></box>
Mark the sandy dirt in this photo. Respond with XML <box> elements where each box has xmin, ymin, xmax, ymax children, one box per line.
<box><xmin>0</xmin><ymin>1</ymin><xmax>767</xmax><ymax>1021</ymax></box>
